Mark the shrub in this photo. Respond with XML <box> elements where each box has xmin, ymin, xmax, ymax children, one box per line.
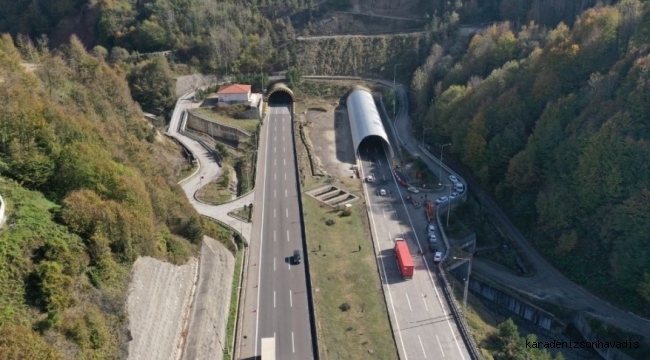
<box><xmin>339</xmin><ymin>302</ymin><xmax>351</xmax><ymax>312</ymax></box>
<box><xmin>340</xmin><ymin>209</ymin><xmax>352</xmax><ymax>217</ymax></box>
<box><xmin>325</xmin><ymin>219</ymin><xmax>335</xmax><ymax>226</ymax></box>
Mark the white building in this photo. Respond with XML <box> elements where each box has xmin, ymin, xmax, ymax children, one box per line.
<box><xmin>217</xmin><ymin>84</ymin><xmax>251</xmax><ymax>104</ymax></box>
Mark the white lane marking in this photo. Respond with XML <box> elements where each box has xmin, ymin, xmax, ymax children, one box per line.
<box><xmin>274</xmin><ymin>291</ymin><xmax>276</xmax><ymax>308</ymax></box>
<box><xmin>274</xmin><ymin>257</ymin><xmax>276</xmax><ymax>271</ymax></box>
<box><xmin>292</xmin><ymin>332</ymin><xmax>295</xmax><ymax>353</ymax></box>
<box><xmin>406</xmin><ymin>293</ymin><xmax>413</xmax><ymax>311</ymax></box>
<box><xmin>362</xmin><ymin>163</ymin><xmax>408</xmax><ymax>360</ymax></box>
<box><xmin>290</xmin><ymin>290</ymin><xmax>293</xmax><ymax>307</ymax></box>
<box><xmin>254</xmin><ymin>106</ymin><xmax>272</xmax><ymax>356</ymax></box>
<box><xmin>382</xmin><ymin>209</ymin><xmax>387</xmax><ymax>220</ymax></box>
<box><xmin>286</xmin><ymin>208</ymin><xmax>289</xmax><ymax>218</ymax></box>
<box><xmin>274</xmin><ymin>231</ymin><xmax>276</xmax><ymax>242</ymax></box>
<box><xmin>283</xmin><ymin>147</ymin><xmax>286</xmax><ymax>153</ymax></box>
<box><xmin>384</xmin><ymin>148</ymin><xmax>466</xmax><ymax>360</ymax></box>
<box><xmin>274</xmin><ymin>209</ymin><xmax>276</xmax><ymax>218</ymax></box>
<box><xmin>436</xmin><ymin>335</ymin><xmax>445</xmax><ymax>357</ymax></box>
<box><xmin>285</xmin><ymin>189</ymin><xmax>287</xmax><ymax>197</ymax></box>
<box><xmin>419</xmin><ymin>335</ymin><xmax>427</xmax><ymax>358</ymax></box>
<box><xmin>288</xmin><ymin>262</ymin><xmax>291</xmax><ymax>270</ymax></box>
<box><xmin>284</xmin><ymin>173</ymin><xmax>287</xmax><ymax>180</ymax></box>
<box><xmin>287</xmin><ymin>230</ymin><xmax>290</xmax><ymax>242</ymax></box>
<box><xmin>274</xmin><ymin>147</ymin><xmax>276</xmax><ymax>153</ymax></box>
<box><xmin>423</xmin><ymin>294</ymin><xmax>429</xmax><ymax>311</ymax></box>
<box><xmin>378</xmin><ymin>159</ymin><xmax>382</xmax><ymax>166</ymax></box>
<box><xmin>388</xmin><ymin>231</ymin><xmax>392</xmax><ymax>240</ymax></box>
<box><xmin>383</xmin><ymin>173</ymin><xmax>386</xmax><ymax>181</ymax></box>
<box><xmin>284</xmin><ymin>159</ymin><xmax>286</xmax><ymax>165</ymax></box>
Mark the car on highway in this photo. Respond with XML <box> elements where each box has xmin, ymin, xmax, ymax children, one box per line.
<box><xmin>293</xmin><ymin>250</ymin><xmax>301</xmax><ymax>264</ymax></box>
<box><xmin>427</xmin><ymin>224</ymin><xmax>435</xmax><ymax>233</ymax></box>
<box><xmin>434</xmin><ymin>251</ymin><xmax>443</xmax><ymax>263</ymax></box>
<box><xmin>407</xmin><ymin>186</ymin><xmax>419</xmax><ymax>194</ymax></box>
<box><xmin>365</xmin><ymin>175</ymin><xmax>374</xmax><ymax>183</ymax></box>
<box><xmin>449</xmin><ymin>175</ymin><xmax>458</xmax><ymax>183</ymax></box>
<box><xmin>435</xmin><ymin>196</ymin><xmax>448</xmax><ymax>204</ymax></box>
<box><xmin>376</xmin><ymin>189</ymin><xmax>387</xmax><ymax>196</ymax></box>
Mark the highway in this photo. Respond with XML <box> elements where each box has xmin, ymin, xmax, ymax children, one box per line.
<box><xmin>250</xmin><ymin>102</ymin><xmax>314</xmax><ymax>359</ymax></box>
<box><xmin>358</xmin><ymin>139</ymin><xmax>470</xmax><ymax>360</ymax></box>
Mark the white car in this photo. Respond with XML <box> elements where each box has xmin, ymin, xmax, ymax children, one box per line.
<box><xmin>366</xmin><ymin>175</ymin><xmax>374</xmax><ymax>183</ymax></box>
<box><xmin>450</xmin><ymin>192</ymin><xmax>458</xmax><ymax>199</ymax></box>
<box><xmin>377</xmin><ymin>189</ymin><xmax>387</xmax><ymax>196</ymax></box>
<box><xmin>435</xmin><ymin>196</ymin><xmax>448</xmax><ymax>204</ymax></box>
<box><xmin>428</xmin><ymin>233</ymin><xmax>437</xmax><ymax>242</ymax></box>
<box><xmin>449</xmin><ymin>175</ymin><xmax>458</xmax><ymax>183</ymax></box>
<box><xmin>427</xmin><ymin>224</ymin><xmax>436</xmax><ymax>233</ymax></box>
<box><xmin>455</xmin><ymin>183</ymin><xmax>465</xmax><ymax>192</ymax></box>
<box><xmin>407</xmin><ymin>186</ymin><xmax>420</xmax><ymax>194</ymax></box>
<box><xmin>434</xmin><ymin>252</ymin><xmax>443</xmax><ymax>263</ymax></box>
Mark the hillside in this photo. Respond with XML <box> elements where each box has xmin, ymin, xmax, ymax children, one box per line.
<box><xmin>411</xmin><ymin>0</ymin><xmax>650</xmax><ymax>316</ymax></box>
<box><xmin>0</xmin><ymin>34</ymin><xmax>230</xmax><ymax>358</ymax></box>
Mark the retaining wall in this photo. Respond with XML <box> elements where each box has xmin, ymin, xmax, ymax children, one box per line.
<box><xmin>186</xmin><ymin>111</ymin><xmax>253</xmax><ymax>146</ymax></box>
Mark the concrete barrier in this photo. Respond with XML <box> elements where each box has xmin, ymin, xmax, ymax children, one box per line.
<box><xmin>186</xmin><ymin>111</ymin><xmax>253</xmax><ymax>147</ymax></box>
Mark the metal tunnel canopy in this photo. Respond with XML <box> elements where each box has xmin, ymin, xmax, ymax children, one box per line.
<box><xmin>346</xmin><ymin>88</ymin><xmax>394</xmax><ymax>160</ymax></box>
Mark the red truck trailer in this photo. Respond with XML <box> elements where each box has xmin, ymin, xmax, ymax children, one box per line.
<box><xmin>394</xmin><ymin>238</ymin><xmax>414</xmax><ymax>279</ymax></box>
<box><xmin>424</xmin><ymin>200</ymin><xmax>436</xmax><ymax>222</ymax></box>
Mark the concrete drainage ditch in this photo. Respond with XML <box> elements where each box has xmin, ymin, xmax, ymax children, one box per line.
<box><xmin>306</xmin><ymin>185</ymin><xmax>359</xmax><ymax>207</ymax></box>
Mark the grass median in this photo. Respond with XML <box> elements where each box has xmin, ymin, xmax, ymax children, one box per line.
<box><xmin>302</xmin><ymin>194</ymin><xmax>397</xmax><ymax>359</ymax></box>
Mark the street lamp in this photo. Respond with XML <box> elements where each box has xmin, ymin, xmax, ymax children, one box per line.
<box><xmin>452</xmin><ymin>255</ymin><xmax>473</xmax><ymax>308</ymax></box>
<box><xmin>438</xmin><ymin>143</ymin><xmax>451</xmax><ymax>185</ymax></box>
<box><xmin>422</xmin><ymin>126</ymin><xmax>434</xmax><ymax>147</ymax></box>
<box><xmin>393</xmin><ymin>63</ymin><xmax>402</xmax><ymax>121</ymax></box>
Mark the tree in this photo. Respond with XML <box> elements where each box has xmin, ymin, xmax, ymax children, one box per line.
<box><xmin>91</xmin><ymin>45</ymin><xmax>108</xmax><ymax>61</ymax></box>
<box><xmin>128</xmin><ymin>56</ymin><xmax>175</xmax><ymax>111</ymax></box>
<box><xmin>109</xmin><ymin>46</ymin><xmax>130</xmax><ymax>64</ymax></box>
<box><xmin>287</xmin><ymin>66</ymin><xmax>302</xmax><ymax>89</ymax></box>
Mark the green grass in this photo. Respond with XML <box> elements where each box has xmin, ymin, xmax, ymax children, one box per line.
<box><xmin>193</xmin><ymin>108</ymin><xmax>260</xmax><ymax>134</ymax></box>
<box><xmin>223</xmin><ymin>249</ymin><xmax>244</xmax><ymax>360</ymax></box>
<box><xmin>228</xmin><ymin>206</ymin><xmax>252</xmax><ymax>223</ymax></box>
<box><xmin>196</xmin><ymin>167</ymin><xmax>234</xmax><ymax>204</ymax></box>
<box><xmin>302</xmin><ymin>196</ymin><xmax>397</xmax><ymax>360</ymax></box>
<box><xmin>178</xmin><ymin>161</ymin><xmax>198</xmax><ymax>182</ymax></box>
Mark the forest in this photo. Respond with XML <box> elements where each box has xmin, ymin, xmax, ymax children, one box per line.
<box><xmin>0</xmin><ymin>35</ymin><xmax>232</xmax><ymax>357</ymax></box>
<box><xmin>411</xmin><ymin>0</ymin><xmax>650</xmax><ymax>316</ymax></box>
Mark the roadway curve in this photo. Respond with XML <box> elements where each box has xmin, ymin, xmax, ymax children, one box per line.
<box><xmin>386</xmin><ymin>82</ymin><xmax>650</xmax><ymax>339</ymax></box>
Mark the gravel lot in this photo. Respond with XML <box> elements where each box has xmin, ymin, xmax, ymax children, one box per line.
<box><xmin>127</xmin><ymin>256</ymin><xmax>199</xmax><ymax>360</ymax></box>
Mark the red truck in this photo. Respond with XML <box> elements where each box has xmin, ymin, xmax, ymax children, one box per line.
<box><xmin>424</xmin><ymin>200</ymin><xmax>436</xmax><ymax>222</ymax></box>
<box><xmin>394</xmin><ymin>238</ymin><xmax>414</xmax><ymax>279</ymax></box>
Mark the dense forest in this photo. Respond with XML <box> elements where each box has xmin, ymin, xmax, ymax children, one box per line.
<box><xmin>0</xmin><ymin>35</ymin><xmax>233</xmax><ymax>358</ymax></box>
<box><xmin>411</xmin><ymin>0</ymin><xmax>650</xmax><ymax>316</ymax></box>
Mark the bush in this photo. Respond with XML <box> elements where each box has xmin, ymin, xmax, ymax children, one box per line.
<box><xmin>325</xmin><ymin>219</ymin><xmax>335</xmax><ymax>226</ymax></box>
<box><xmin>339</xmin><ymin>302</ymin><xmax>351</xmax><ymax>312</ymax></box>
<box><xmin>340</xmin><ymin>209</ymin><xmax>352</xmax><ymax>217</ymax></box>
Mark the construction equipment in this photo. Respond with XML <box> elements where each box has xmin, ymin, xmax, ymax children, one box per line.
<box><xmin>424</xmin><ymin>199</ymin><xmax>435</xmax><ymax>222</ymax></box>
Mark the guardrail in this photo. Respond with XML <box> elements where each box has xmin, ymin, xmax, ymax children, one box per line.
<box><xmin>178</xmin><ymin>111</ymin><xmax>223</xmax><ymax>167</ymax></box>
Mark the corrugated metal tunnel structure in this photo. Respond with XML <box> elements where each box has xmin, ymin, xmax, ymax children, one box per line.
<box><xmin>346</xmin><ymin>87</ymin><xmax>394</xmax><ymax>160</ymax></box>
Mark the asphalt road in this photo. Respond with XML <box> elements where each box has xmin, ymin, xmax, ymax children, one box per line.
<box><xmin>252</xmin><ymin>103</ymin><xmax>313</xmax><ymax>359</ymax></box>
<box><xmin>388</xmin><ymin>83</ymin><xmax>650</xmax><ymax>338</ymax></box>
<box><xmin>359</xmin><ymin>140</ymin><xmax>470</xmax><ymax>360</ymax></box>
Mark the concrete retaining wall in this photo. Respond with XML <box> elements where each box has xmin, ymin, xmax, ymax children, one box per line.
<box><xmin>186</xmin><ymin>111</ymin><xmax>253</xmax><ymax>146</ymax></box>
<box><xmin>0</xmin><ymin>194</ymin><xmax>5</xmax><ymax>229</ymax></box>
<box><xmin>571</xmin><ymin>314</ymin><xmax>636</xmax><ymax>360</ymax></box>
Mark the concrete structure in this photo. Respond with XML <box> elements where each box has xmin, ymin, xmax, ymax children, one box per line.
<box><xmin>0</xmin><ymin>194</ymin><xmax>5</xmax><ymax>229</ymax></box>
<box><xmin>217</xmin><ymin>84</ymin><xmax>251</xmax><ymax>104</ymax></box>
<box><xmin>186</xmin><ymin>110</ymin><xmax>253</xmax><ymax>148</ymax></box>
<box><xmin>346</xmin><ymin>87</ymin><xmax>394</xmax><ymax>160</ymax></box>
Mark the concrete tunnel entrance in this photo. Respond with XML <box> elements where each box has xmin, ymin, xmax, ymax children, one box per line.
<box><xmin>265</xmin><ymin>82</ymin><xmax>295</xmax><ymax>107</ymax></box>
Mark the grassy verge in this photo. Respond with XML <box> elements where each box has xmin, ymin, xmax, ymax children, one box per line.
<box><xmin>196</xmin><ymin>166</ymin><xmax>234</xmax><ymax>204</ymax></box>
<box><xmin>223</xmin><ymin>249</ymin><xmax>244</xmax><ymax>360</ymax></box>
<box><xmin>193</xmin><ymin>107</ymin><xmax>260</xmax><ymax>134</ymax></box>
<box><xmin>228</xmin><ymin>205</ymin><xmax>253</xmax><ymax>223</ymax></box>
<box><xmin>302</xmin><ymin>196</ymin><xmax>397</xmax><ymax>359</ymax></box>
<box><xmin>178</xmin><ymin>161</ymin><xmax>198</xmax><ymax>182</ymax></box>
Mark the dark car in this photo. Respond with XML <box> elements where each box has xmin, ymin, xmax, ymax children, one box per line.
<box><xmin>293</xmin><ymin>250</ymin><xmax>301</xmax><ymax>264</ymax></box>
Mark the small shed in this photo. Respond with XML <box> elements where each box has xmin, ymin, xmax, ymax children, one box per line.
<box><xmin>217</xmin><ymin>84</ymin><xmax>251</xmax><ymax>104</ymax></box>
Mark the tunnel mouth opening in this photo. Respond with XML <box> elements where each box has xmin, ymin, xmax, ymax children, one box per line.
<box><xmin>268</xmin><ymin>90</ymin><xmax>294</xmax><ymax>105</ymax></box>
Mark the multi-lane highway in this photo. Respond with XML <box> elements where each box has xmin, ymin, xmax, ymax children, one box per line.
<box><xmin>358</xmin><ymin>138</ymin><xmax>470</xmax><ymax>360</ymax></box>
<box><xmin>251</xmin><ymin>102</ymin><xmax>314</xmax><ymax>359</ymax></box>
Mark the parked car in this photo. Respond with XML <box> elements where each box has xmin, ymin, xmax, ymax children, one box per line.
<box><xmin>434</xmin><ymin>252</ymin><xmax>443</xmax><ymax>263</ymax></box>
<box><xmin>427</xmin><ymin>224</ymin><xmax>436</xmax><ymax>233</ymax></box>
<box><xmin>455</xmin><ymin>183</ymin><xmax>465</xmax><ymax>193</ymax></box>
<box><xmin>407</xmin><ymin>186</ymin><xmax>420</xmax><ymax>194</ymax></box>
<box><xmin>450</xmin><ymin>192</ymin><xmax>458</xmax><ymax>199</ymax></box>
<box><xmin>428</xmin><ymin>233</ymin><xmax>437</xmax><ymax>242</ymax></box>
<box><xmin>366</xmin><ymin>175</ymin><xmax>374</xmax><ymax>183</ymax></box>
<box><xmin>435</xmin><ymin>196</ymin><xmax>449</xmax><ymax>204</ymax></box>
<box><xmin>376</xmin><ymin>189</ymin><xmax>387</xmax><ymax>196</ymax></box>
<box><xmin>449</xmin><ymin>175</ymin><xmax>458</xmax><ymax>183</ymax></box>
<box><xmin>293</xmin><ymin>250</ymin><xmax>301</xmax><ymax>264</ymax></box>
